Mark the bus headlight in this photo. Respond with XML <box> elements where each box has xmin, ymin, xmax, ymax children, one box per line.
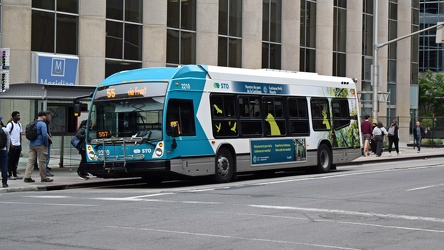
<box><xmin>155</xmin><ymin>148</ymin><xmax>163</xmax><ymax>156</ymax></box>
<box><xmin>88</xmin><ymin>151</ymin><xmax>98</xmax><ymax>160</ymax></box>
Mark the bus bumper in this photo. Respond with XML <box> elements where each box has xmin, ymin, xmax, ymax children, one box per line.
<box><xmin>84</xmin><ymin>160</ymin><xmax>171</xmax><ymax>178</ymax></box>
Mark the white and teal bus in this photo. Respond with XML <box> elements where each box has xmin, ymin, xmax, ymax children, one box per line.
<box><xmin>82</xmin><ymin>65</ymin><xmax>362</xmax><ymax>183</ymax></box>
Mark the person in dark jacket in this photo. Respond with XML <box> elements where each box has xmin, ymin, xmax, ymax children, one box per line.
<box><xmin>387</xmin><ymin>119</ymin><xmax>400</xmax><ymax>156</ymax></box>
<box><xmin>76</xmin><ymin>120</ymin><xmax>89</xmax><ymax>180</ymax></box>
<box><xmin>412</xmin><ymin>121</ymin><xmax>426</xmax><ymax>153</ymax></box>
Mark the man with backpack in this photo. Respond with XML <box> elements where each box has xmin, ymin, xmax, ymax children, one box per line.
<box><xmin>5</xmin><ymin>111</ymin><xmax>23</xmax><ymax>180</ymax></box>
<box><xmin>23</xmin><ymin>111</ymin><xmax>53</xmax><ymax>183</ymax></box>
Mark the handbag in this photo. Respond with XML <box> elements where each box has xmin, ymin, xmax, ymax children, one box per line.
<box><xmin>70</xmin><ymin>136</ymin><xmax>83</xmax><ymax>150</ymax></box>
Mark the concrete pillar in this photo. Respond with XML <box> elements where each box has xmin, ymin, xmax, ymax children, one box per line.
<box><xmin>316</xmin><ymin>0</ymin><xmax>333</xmax><ymax>75</ymax></box>
<box><xmin>281</xmin><ymin>0</ymin><xmax>299</xmax><ymax>71</ymax></box>
<box><xmin>397</xmin><ymin>1</ymin><xmax>412</xmax><ymax>143</ymax></box>
<box><xmin>196</xmin><ymin>0</ymin><xmax>218</xmax><ymax>66</ymax></box>
<box><xmin>377</xmin><ymin>0</ymin><xmax>389</xmax><ymax>122</ymax></box>
<box><xmin>346</xmin><ymin>1</ymin><xmax>363</xmax><ymax>86</ymax></box>
<box><xmin>242</xmin><ymin>0</ymin><xmax>262</xmax><ymax>69</ymax></box>
<box><xmin>79</xmin><ymin>0</ymin><xmax>106</xmax><ymax>86</ymax></box>
<box><xmin>143</xmin><ymin>0</ymin><xmax>167</xmax><ymax>67</ymax></box>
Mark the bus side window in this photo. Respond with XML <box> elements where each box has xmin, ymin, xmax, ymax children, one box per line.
<box><xmin>311</xmin><ymin>98</ymin><xmax>330</xmax><ymax>131</ymax></box>
<box><xmin>210</xmin><ymin>95</ymin><xmax>238</xmax><ymax>137</ymax></box>
<box><xmin>288</xmin><ymin>97</ymin><xmax>309</xmax><ymax>136</ymax></box>
<box><xmin>332</xmin><ymin>99</ymin><xmax>350</xmax><ymax>130</ymax></box>
<box><xmin>166</xmin><ymin>99</ymin><xmax>196</xmax><ymax>136</ymax></box>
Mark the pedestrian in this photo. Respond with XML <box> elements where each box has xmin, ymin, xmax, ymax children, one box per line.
<box><xmin>412</xmin><ymin>121</ymin><xmax>425</xmax><ymax>153</ymax></box>
<box><xmin>23</xmin><ymin>111</ymin><xmax>53</xmax><ymax>183</ymax></box>
<box><xmin>0</xmin><ymin>125</ymin><xmax>11</xmax><ymax>188</ymax></box>
<box><xmin>387</xmin><ymin>119</ymin><xmax>400</xmax><ymax>156</ymax></box>
<box><xmin>45</xmin><ymin>111</ymin><xmax>54</xmax><ymax>177</ymax></box>
<box><xmin>0</xmin><ymin>116</ymin><xmax>5</xmax><ymax>127</ymax></box>
<box><xmin>360</xmin><ymin>114</ymin><xmax>373</xmax><ymax>156</ymax></box>
<box><xmin>5</xmin><ymin>111</ymin><xmax>23</xmax><ymax>180</ymax></box>
<box><xmin>370</xmin><ymin>122</ymin><xmax>377</xmax><ymax>154</ymax></box>
<box><xmin>372</xmin><ymin>121</ymin><xmax>387</xmax><ymax>157</ymax></box>
<box><xmin>76</xmin><ymin>120</ymin><xmax>89</xmax><ymax>180</ymax></box>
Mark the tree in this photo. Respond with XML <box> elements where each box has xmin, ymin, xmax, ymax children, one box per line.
<box><xmin>418</xmin><ymin>70</ymin><xmax>444</xmax><ymax>115</ymax></box>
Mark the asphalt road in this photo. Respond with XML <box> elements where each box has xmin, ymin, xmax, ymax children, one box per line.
<box><xmin>2</xmin><ymin>157</ymin><xmax>444</xmax><ymax>250</ymax></box>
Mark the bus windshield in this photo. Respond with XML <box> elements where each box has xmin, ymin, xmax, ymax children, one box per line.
<box><xmin>88</xmin><ymin>96</ymin><xmax>165</xmax><ymax>142</ymax></box>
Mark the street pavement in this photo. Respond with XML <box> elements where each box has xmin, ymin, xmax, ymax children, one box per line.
<box><xmin>1</xmin><ymin>143</ymin><xmax>443</xmax><ymax>193</ymax></box>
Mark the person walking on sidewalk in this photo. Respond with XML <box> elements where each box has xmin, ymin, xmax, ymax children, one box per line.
<box><xmin>372</xmin><ymin>121</ymin><xmax>387</xmax><ymax>157</ymax></box>
<box><xmin>0</xmin><ymin>125</ymin><xmax>11</xmax><ymax>188</ymax></box>
<box><xmin>23</xmin><ymin>111</ymin><xmax>53</xmax><ymax>183</ymax></box>
<box><xmin>44</xmin><ymin>111</ymin><xmax>54</xmax><ymax>177</ymax></box>
<box><xmin>6</xmin><ymin>111</ymin><xmax>23</xmax><ymax>180</ymax></box>
<box><xmin>75</xmin><ymin>120</ymin><xmax>89</xmax><ymax>180</ymax></box>
<box><xmin>387</xmin><ymin>119</ymin><xmax>400</xmax><ymax>156</ymax></box>
<box><xmin>412</xmin><ymin>121</ymin><xmax>425</xmax><ymax>153</ymax></box>
<box><xmin>361</xmin><ymin>114</ymin><xmax>373</xmax><ymax>156</ymax></box>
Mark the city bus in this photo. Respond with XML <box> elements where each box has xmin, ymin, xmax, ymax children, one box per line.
<box><xmin>81</xmin><ymin>65</ymin><xmax>362</xmax><ymax>183</ymax></box>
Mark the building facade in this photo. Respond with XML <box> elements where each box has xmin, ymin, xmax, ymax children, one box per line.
<box><xmin>0</xmin><ymin>0</ymin><xmax>418</xmax><ymax>145</ymax></box>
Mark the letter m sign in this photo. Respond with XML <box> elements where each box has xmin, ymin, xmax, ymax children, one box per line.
<box><xmin>51</xmin><ymin>58</ymin><xmax>65</xmax><ymax>77</ymax></box>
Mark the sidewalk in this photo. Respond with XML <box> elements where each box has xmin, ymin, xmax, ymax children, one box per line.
<box><xmin>1</xmin><ymin>143</ymin><xmax>443</xmax><ymax>193</ymax></box>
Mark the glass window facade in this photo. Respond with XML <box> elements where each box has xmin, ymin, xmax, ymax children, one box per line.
<box><xmin>419</xmin><ymin>0</ymin><xmax>443</xmax><ymax>72</ymax></box>
<box><xmin>218</xmin><ymin>0</ymin><xmax>242</xmax><ymax>67</ymax></box>
<box><xmin>31</xmin><ymin>0</ymin><xmax>79</xmax><ymax>55</ymax></box>
<box><xmin>262</xmin><ymin>0</ymin><xmax>282</xmax><ymax>69</ymax></box>
<box><xmin>300</xmin><ymin>0</ymin><xmax>316</xmax><ymax>72</ymax></box>
<box><xmin>105</xmin><ymin>0</ymin><xmax>143</xmax><ymax>77</ymax></box>
<box><xmin>361</xmin><ymin>0</ymin><xmax>374</xmax><ymax>114</ymax></box>
<box><xmin>333</xmin><ymin>1</ymin><xmax>347</xmax><ymax>77</ymax></box>
<box><xmin>167</xmin><ymin>0</ymin><xmax>197</xmax><ymax>67</ymax></box>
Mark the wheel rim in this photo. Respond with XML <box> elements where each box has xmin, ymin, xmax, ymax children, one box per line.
<box><xmin>320</xmin><ymin>150</ymin><xmax>329</xmax><ymax>169</ymax></box>
<box><xmin>217</xmin><ymin>155</ymin><xmax>230</xmax><ymax>177</ymax></box>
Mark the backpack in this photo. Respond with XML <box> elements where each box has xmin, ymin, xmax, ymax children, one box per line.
<box><xmin>25</xmin><ymin>120</ymin><xmax>40</xmax><ymax>141</ymax></box>
<box><xmin>0</xmin><ymin>128</ymin><xmax>6</xmax><ymax>148</ymax></box>
<box><xmin>388</xmin><ymin>126</ymin><xmax>395</xmax><ymax>136</ymax></box>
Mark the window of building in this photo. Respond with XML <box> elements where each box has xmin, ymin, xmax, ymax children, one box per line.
<box><xmin>262</xmin><ymin>0</ymin><xmax>282</xmax><ymax>69</ymax></box>
<box><xmin>300</xmin><ymin>0</ymin><xmax>316</xmax><ymax>72</ymax></box>
<box><xmin>333</xmin><ymin>1</ymin><xmax>347</xmax><ymax>77</ymax></box>
<box><xmin>31</xmin><ymin>0</ymin><xmax>79</xmax><ymax>55</ymax></box>
<box><xmin>218</xmin><ymin>0</ymin><xmax>242</xmax><ymax>67</ymax></box>
<box><xmin>167</xmin><ymin>0</ymin><xmax>197</xmax><ymax>67</ymax></box>
<box><xmin>105</xmin><ymin>0</ymin><xmax>143</xmax><ymax>77</ymax></box>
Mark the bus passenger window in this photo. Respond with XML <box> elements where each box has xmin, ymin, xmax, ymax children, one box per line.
<box><xmin>311</xmin><ymin>98</ymin><xmax>330</xmax><ymax>131</ymax></box>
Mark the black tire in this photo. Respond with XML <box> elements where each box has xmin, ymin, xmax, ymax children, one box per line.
<box><xmin>315</xmin><ymin>144</ymin><xmax>332</xmax><ymax>173</ymax></box>
<box><xmin>213</xmin><ymin>148</ymin><xmax>234</xmax><ymax>183</ymax></box>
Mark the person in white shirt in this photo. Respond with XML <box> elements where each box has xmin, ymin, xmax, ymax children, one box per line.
<box><xmin>372</xmin><ymin>121</ymin><xmax>388</xmax><ymax>157</ymax></box>
<box><xmin>5</xmin><ymin>111</ymin><xmax>23</xmax><ymax>180</ymax></box>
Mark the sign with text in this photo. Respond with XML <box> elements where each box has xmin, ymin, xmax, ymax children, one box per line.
<box><xmin>250</xmin><ymin>138</ymin><xmax>307</xmax><ymax>165</ymax></box>
<box><xmin>31</xmin><ymin>52</ymin><xmax>79</xmax><ymax>85</ymax></box>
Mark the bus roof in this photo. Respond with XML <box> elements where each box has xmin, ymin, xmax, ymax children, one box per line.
<box><xmin>99</xmin><ymin>65</ymin><xmax>355</xmax><ymax>87</ymax></box>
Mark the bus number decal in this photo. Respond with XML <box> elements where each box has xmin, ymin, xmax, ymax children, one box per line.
<box><xmin>97</xmin><ymin>150</ymin><xmax>110</xmax><ymax>155</ymax></box>
<box><xmin>181</xmin><ymin>83</ymin><xmax>191</xmax><ymax>90</ymax></box>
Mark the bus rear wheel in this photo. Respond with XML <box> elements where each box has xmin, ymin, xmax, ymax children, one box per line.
<box><xmin>315</xmin><ymin>144</ymin><xmax>332</xmax><ymax>173</ymax></box>
<box><xmin>214</xmin><ymin>148</ymin><xmax>234</xmax><ymax>183</ymax></box>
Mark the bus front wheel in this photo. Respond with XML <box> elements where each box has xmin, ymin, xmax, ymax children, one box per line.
<box><xmin>214</xmin><ymin>148</ymin><xmax>234</xmax><ymax>183</ymax></box>
<box><xmin>315</xmin><ymin>144</ymin><xmax>332</xmax><ymax>173</ymax></box>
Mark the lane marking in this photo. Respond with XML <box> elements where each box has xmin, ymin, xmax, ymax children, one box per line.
<box><xmin>213</xmin><ymin>211</ymin><xmax>444</xmax><ymax>234</ymax></box>
<box><xmin>23</xmin><ymin>195</ymin><xmax>71</xmax><ymax>199</ymax></box>
<box><xmin>407</xmin><ymin>183</ymin><xmax>444</xmax><ymax>192</ymax></box>
<box><xmin>125</xmin><ymin>193</ymin><xmax>175</xmax><ymax>199</ymax></box>
<box><xmin>0</xmin><ymin>201</ymin><xmax>97</xmax><ymax>207</ymax></box>
<box><xmin>249</xmin><ymin>205</ymin><xmax>444</xmax><ymax>223</ymax></box>
<box><xmin>106</xmin><ymin>225</ymin><xmax>360</xmax><ymax>250</ymax></box>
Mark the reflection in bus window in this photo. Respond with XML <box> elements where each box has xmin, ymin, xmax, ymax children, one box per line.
<box><xmin>311</xmin><ymin>98</ymin><xmax>330</xmax><ymax>131</ymax></box>
<box><xmin>332</xmin><ymin>99</ymin><xmax>350</xmax><ymax>129</ymax></box>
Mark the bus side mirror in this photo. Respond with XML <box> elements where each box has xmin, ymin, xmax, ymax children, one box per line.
<box><xmin>74</xmin><ymin>102</ymin><xmax>82</xmax><ymax>117</ymax></box>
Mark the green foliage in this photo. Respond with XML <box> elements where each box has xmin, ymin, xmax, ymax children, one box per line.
<box><xmin>419</xmin><ymin>70</ymin><xmax>444</xmax><ymax>115</ymax></box>
<box><xmin>422</xmin><ymin>138</ymin><xmax>443</xmax><ymax>145</ymax></box>
<box><xmin>421</xmin><ymin>118</ymin><xmax>433</xmax><ymax>128</ymax></box>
